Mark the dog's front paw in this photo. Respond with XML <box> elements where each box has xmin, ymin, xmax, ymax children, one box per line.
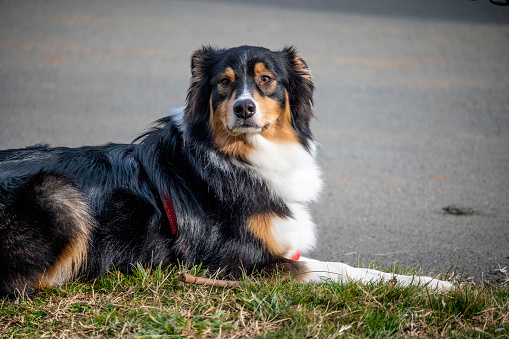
<box><xmin>299</xmin><ymin>257</ymin><xmax>454</xmax><ymax>292</ymax></box>
<box><xmin>396</xmin><ymin>275</ymin><xmax>454</xmax><ymax>292</ymax></box>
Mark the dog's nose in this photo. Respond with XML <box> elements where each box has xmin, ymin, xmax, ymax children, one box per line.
<box><xmin>233</xmin><ymin>99</ymin><xmax>256</xmax><ymax>120</ymax></box>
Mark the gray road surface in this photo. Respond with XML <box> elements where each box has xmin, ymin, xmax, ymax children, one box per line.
<box><xmin>1</xmin><ymin>0</ymin><xmax>508</xmax><ymax>282</ymax></box>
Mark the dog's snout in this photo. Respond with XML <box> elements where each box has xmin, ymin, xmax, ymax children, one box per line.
<box><xmin>233</xmin><ymin>99</ymin><xmax>256</xmax><ymax>120</ymax></box>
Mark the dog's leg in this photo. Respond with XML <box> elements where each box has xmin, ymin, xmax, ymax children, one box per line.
<box><xmin>0</xmin><ymin>173</ymin><xmax>93</xmax><ymax>297</ymax></box>
<box><xmin>298</xmin><ymin>257</ymin><xmax>453</xmax><ymax>292</ymax></box>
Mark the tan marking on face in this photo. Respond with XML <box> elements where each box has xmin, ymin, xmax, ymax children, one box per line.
<box><xmin>35</xmin><ymin>177</ymin><xmax>93</xmax><ymax>288</ymax></box>
<box><xmin>217</xmin><ymin>67</ymin><xmax>236</xmax><ymax>96</ymax></box>
<box><xmin>252</xmin><ymin>63</ymin><xmax>299</xmax><ymax>143</ymax></box>
<box><xmin>209</xmin><ymin>93</ymin><xmax>253</xmax><ymax>159</ymax></box>
<box><xmin>254</xmin><ymin>62</ymin><xmax>277</xmax><ymax>94</ymax></box>
<box><xmin>255</xmin><ymin>90</ymin><xmax>299</xmax><ymax>143</ymax></box>
<box><xmin>247</xmin><ymin>212</ymin><xmax>286</xmax><ymax>256</ymax></box>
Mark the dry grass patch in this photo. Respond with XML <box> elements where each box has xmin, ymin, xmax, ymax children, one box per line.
<box><xmin>1</xmin><ymin>263</ymin><xmax>508</xmax><ymax>338</ymax></box>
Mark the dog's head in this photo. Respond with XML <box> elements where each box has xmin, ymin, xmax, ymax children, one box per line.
<box><xmin>184</xmin><ymin>46</ymin><xmax>314</xmax><ymax>159</ymax></box>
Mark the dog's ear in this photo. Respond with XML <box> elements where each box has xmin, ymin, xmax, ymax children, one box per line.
<box><xmin>282</xmin><ymin>46</ymin><xmax>315</xmax><ymax>145</ymax></box>
<box><xmin>190</xmin><ymin>46</ymin><xmax>217</xmax><ymax>83</ymax></box>
<box><xmin>284</xmin><ymin>46</ymin><xmax>313</xmax><ymax>85</ymax></box>
<box><xmin>184</xmin><ymin>46</ymin><xmax>219</xmax><ymax>143</ymax></box>
<box><xmin>187</xmin><ymin>46</ymin><xmax>217</xmax><ymax>109</ymax></box>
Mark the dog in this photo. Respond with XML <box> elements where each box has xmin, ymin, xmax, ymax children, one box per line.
<box><xmin>0</xmin><ymin>46</ymin><xmax>453</xmax><ymax>297</ymax></box>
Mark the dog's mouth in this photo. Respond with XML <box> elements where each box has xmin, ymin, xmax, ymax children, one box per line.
<box><xmin>228</xmin><ymin>122</ymin><xmax>261</xmax><ymax>134</ymax></box>
<box><xmin>227</xmin><ymin>121</ymin><xmax>271</xmax><ymax>135</ymax></box>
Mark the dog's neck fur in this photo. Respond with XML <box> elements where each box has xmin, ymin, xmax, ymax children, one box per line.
<box><xmin>245</xmin><ymin>133</ymin><xmax>322</xmax><ymax>258</ymax></box>
<box><xmin>245</xmin><ymin>133</ymin><xmax>322</xmax><ymax>204</ymax></box>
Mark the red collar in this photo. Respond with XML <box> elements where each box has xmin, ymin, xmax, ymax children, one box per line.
<box><xmin>163</xmin><ymin>196</ymin><xmax>178</xmax><ymax>238</ymax></box>
<box><xmin>290</xmin><ymin>251</ymin><xmax>300</xmax><ymax>261</ymax></box>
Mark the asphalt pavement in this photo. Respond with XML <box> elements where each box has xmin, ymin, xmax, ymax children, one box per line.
<box><xmin>1</xmin><ymin>0</ymin><xmax>508</xmax><ymax>282</ymax></box>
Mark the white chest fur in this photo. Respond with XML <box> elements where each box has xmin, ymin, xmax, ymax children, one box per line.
<box><xmin>246</xmin><ymin>134</ymin><xmax>322</xmax><ymax>257</ymax></box>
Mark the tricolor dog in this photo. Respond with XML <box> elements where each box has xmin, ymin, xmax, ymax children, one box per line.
<box><xmin>0</xmin><ymin>46</ymin><xmax>453</xmax><ymax>296</ymax></box>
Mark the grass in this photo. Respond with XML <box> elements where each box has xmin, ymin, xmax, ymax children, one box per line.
<box><xmin>1</xmin><ymin>263</ymin><xmax>508</xmax><ymax>338</ymax></box>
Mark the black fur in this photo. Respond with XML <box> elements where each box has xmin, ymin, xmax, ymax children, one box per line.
<box><xmin>0</xmin><ymin>46</ymin><xmax>313</xmax><ymax>297</ymax></box>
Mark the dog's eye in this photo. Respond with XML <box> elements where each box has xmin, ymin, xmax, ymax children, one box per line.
<box><xmin>220</xmin><ymin>78</ymin><xmax>232</xmax><ymax>87</ymax></box>
<box><xmin>260</xmin><ymin>75</ymin><xmax>272</xmax><ymax>84</ymax></box>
